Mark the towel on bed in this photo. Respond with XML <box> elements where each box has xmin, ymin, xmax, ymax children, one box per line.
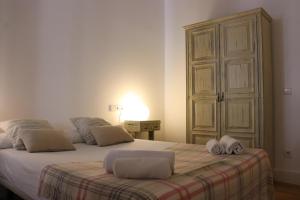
<box><xmin>103</xmin><ymin>149</ymin><xmax>175</xmax><ymax>173</ymax></box>
<box><xmin>113</xmin><ymin>157</ymin><xmax>172</xmax><ymax>179</ymax></box>
<box><xmin>206</xmin><ymin>139</ymin><xmax>225</xmax><ymax>155</ymax></box>
<box><xmin>220</xmin><ymin>135</ymin><xmax>245</xmax><ymax>154</ymax></box>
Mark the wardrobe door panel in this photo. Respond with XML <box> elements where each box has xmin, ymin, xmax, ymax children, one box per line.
<box><xmin>192</xmin><ymin>63</ymin><xmax>217</xmax><ymax>95</ymax></box>
<box><xmin>221</xmin><ymin>96</ymin><xmax>256</xmax><ymax>148</ymax></box>
<box><xmin>193</xmin><ymin>134</ymin><xmax>217</xmax><ymax>145</ymax></box>
<box><xmin>223</xmin><ymin>97</ymin><xmax>255</xmax><ymax>133</ymax></box>
<box><xmin>224</xmin><ymin>58</ymin><xmax>256</xmax><ymax>94</ymax></box>
<box><xmin>190</xmin><ymin>26</ymin><xmax>217</xmax><ymax>61</ymax></box>
<box><xmin>221</xmin><ymin>16</ymin><xmax>256</xmax><ymax>57</ymax></box>
<box><xmin>192</xmin><ymin>98</ymin><xmax>218</xmax><ymax>132</ymax></box>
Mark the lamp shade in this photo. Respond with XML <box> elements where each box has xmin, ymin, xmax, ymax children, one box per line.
<box><xmin>120</xmin><ymin>92</ymin><xmax>149</xmax><ymax>121</ymax></box>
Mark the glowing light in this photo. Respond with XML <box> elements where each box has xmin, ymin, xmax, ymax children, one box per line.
<box><xmin>120</xmin><ymin>92</ymin><xmax>149</xmax><ymax>121</ymax></box>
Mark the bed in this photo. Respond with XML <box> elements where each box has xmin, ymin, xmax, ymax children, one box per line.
<box><xmin>0</xmin><ymin>139</ymin><xmax>273</xmax><ymax>200</ymax></box>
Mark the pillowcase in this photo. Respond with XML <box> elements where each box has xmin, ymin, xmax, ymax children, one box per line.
<box><xmin>0</xmin><ymin>133</ymin><xmax>13</xmax><ymax>149</ymax></box>
<box><xmin>19</xmin><ymin>129</ymin><xmax>76</xmax><ymax>153</ymax></box>
<box><xmin>1</xmin><ymin>119</ymin><xmax>53</xmax><ymax>150</ymax></box>
<box><xmin>0</xmin><ymin>120</ymin><xmax>11</xmax><ymax>132</ymax></box>
<box><xmin>64</xmin><ymin>129</ymin><xmax>84</xmax><ymax>144</ymax></box>
<box><xmin>70</xmin><ymin>117</ymin><xmax>111</xmax><ymax>145</ymax></box>
<box><xmin>91</xmin><ymin>125</ymin><xmax>134</xmax><ymax>146</ymax></box>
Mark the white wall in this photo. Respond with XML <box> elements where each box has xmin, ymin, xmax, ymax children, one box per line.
<box><xmin>0</xmin><ymin>0</ymin><xmax>38</xmax><ymax>119</ymax></box>
<box><xmin>164</xmin><ymin>0</ymin><xmax>300</xmax><ymax>184</ymax></box>
<box><xmin>0</xmin><ymin>0</ymin><xmax>165</xmax><ymax>139</ymax></box>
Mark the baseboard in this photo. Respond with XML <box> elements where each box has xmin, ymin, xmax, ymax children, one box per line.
<box><xmin>274</xmin><ymin>168</ymin><xmax>300</xmax><ymax>185</ymax></box>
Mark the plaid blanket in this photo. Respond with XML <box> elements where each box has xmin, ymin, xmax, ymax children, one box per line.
<box><xmin>38</xmin><ymin>143</ymin><xmax>273</xmax><ymax>200</ymax></box>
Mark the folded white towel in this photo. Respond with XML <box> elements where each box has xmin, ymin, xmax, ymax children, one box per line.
<box><xmin>220</xmin><ymin>135</ymin><xmax>245</xmax><ymax>155</ymax></box>
<box><xmin>206</xmin><ymin>139</ymin><xmax>225</xmax><ymax>155</ymax></box>
<box><xmin>113</xmin><ymin>157</ymin><xmax>172</xmax><ymax>179</ymax></box>
<box><xmin>103</xmin><ymin>149</ymin><xmax>175</xmax><ymax>173</ymax></box>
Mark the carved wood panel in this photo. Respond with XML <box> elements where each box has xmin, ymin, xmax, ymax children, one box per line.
<box><xmin>223</xmin><ymin>58</ymin><xmax>255</xmax><ymax>94</ymax></box>
<box><xmin>221</xmin><ymin>17</ymin><xmax>255</xmax><ymax>57</ymax></box>
<box><xmin>192</xmin><ymin>98</ymin><xmax>218</xmax><ymax>132</ymax></box>
<box><xmin>191</xmin><ymin>26</ymin><xmax>217</xmax><ymax>61</ymax></box>
<box><xmin>193</xmin><ymin>134</ymin><xmax>217</xmax><ymax>145</ymax></box>
<box><xmin>222</xmin><ymin>97</ymin><xmax>255</xmax><ymax>133</ymax></box>
<box><xmin>192</xmin><ymin>63</ymin><xmax>217</xmax><ymax>95</ymax></box>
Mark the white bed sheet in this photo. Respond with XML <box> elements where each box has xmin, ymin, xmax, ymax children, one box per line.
<box><xmin>0</xmin><ymin>139</ymin><xmax>175</xmax><ymax>200</ymax></box>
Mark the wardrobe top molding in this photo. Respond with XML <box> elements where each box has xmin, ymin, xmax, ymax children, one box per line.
<box><xmin>183</xmin><ymin>7</ymin><xmax>272</xmax><ymax>30</ymax></box>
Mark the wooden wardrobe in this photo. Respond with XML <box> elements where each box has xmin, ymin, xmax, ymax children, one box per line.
<box><xmin>185</xmin><ymin>8</ymin><xmax>273</xmax><ymax>159</ymax></box>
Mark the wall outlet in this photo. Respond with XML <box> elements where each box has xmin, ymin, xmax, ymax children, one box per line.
<box><xmin>283</xmin><ymin>88</ymin><xmax>292</xmax><ymax>95</ymax></box>
<box><xmin>108</xmin><ymin>105</ymin><xmax>123</xmax><ymax>112</ymax></box>
<box><xmin>283</xmin><ymin>150</ymin><xmax>292</xmax><ymax>158</ymax></box>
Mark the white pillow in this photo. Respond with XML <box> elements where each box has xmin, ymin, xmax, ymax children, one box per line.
<box><xmin>19</xmin><ymin>129</ymin><xmax>76</xmax><ymax>153</ymax></box>
<box><xmin>0</xmin><ymin>133</ymin><xmax>13</xmax><ymax>149</ymax></box>
<box><xmin>91</xmin><ymin>125</ymin><xmax>134</xmax><ymax>146</ymax></box>
<box><xmin>0</xmin><ymin>120</ymin><xmax>11</xmax><ymax>132</ymax></box>
<box><xmin>64</xmin><ymin>129</ymin><xmax>84</xmax><ymax>144</ymax></box>
<box><xmin>70</xmin><ymin>117</ymin><xmax>111</xmax><ymax>145</ymax></box>
<box><xmin>1</xmin><ymin>119</ymin><xmax>53</xmax><ymax>150</ymax></box>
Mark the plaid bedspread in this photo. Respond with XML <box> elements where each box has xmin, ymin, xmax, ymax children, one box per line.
<box><xmin>38</xmin><ymin>143</ymin><xmax>273</xmax><ymax>200</ymax></box>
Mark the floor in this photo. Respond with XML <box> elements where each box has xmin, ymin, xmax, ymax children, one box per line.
<box><xmin>275</xmin><ymin>182</ymin><xmax>300</xmax><ymax>200</ymax></box>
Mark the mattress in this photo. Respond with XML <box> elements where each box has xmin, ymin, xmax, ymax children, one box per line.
<box><xmin>0</xmin><ymin>139</ymin><xmax>175</xmax><ymax>200</ymax></box>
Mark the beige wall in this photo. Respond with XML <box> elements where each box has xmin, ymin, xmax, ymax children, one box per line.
<box><xmin>0</xmin><ymin>0</ymin><xmax>165</xmax><ymax>139</ymax></box>
<box><xmin>164</xmin><ymin>0</ymin><xmax>300</xmax><ymax>184</ymax></box>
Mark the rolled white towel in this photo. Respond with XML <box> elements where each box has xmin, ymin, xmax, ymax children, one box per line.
<box><xmin>206</xmin><ymin>139</ymin><xmax>225</xmax><ymax>155</ymax></box>
<box><xmin>113</xmin><ymin>157</ymin><xmax>172</xmax><ymax>179</ymax></box>
<box><xmin>103</xmin><ymin>149</ymin><xmax>175</xmax><ymax>173</ymax></box>
<box><xmin>220</xmin><ymin>135</ymin><xmax>245</xmax><ymax>155</ymax></box>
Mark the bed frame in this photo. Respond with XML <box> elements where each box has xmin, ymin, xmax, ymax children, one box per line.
<box><xmin>0</xmin><ymin>180</ymin><xmax>31</xmax><ymax>200</ymax></box>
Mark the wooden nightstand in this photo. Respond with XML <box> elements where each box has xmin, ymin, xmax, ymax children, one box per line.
<box><xmin>124</xmin><ymin>120</ymin><xmax>160</xmax><ymax>140</ymax></box>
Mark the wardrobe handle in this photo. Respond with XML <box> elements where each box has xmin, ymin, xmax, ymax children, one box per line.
<box><xmin>221</xmin><ymin>92</ymin><xmax>225</xmax><ymax>102</ymax></box>
<box><xmin>217</xmin><ymin>93</ymin><xmax>220</xmax><ymax>102</ymax></box>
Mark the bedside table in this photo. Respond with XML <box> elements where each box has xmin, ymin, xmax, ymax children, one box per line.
<box><xmin>124</xmin><ymin>120</ymin><xmax>161</xmax><ymax>140</ymax></box>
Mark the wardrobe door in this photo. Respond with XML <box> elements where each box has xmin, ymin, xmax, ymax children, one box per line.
<box><xmin>191</xmin><ymin>63</ymin><xmax>220</xmax><ymax>143</ymax></box>
<box><xmin>187</xmin><ymin>25</ymin><xmax>220</xmax><ymax>144</ymax></box>
<box><xmin>220</xmin><ymin>58</ymin><xmax>258</xmax><ymax>147</ymax></box>
<box><xmin>220</xmin><ymin>16</ymin><xmax>258</xmax><ymax>148</ymax></box>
